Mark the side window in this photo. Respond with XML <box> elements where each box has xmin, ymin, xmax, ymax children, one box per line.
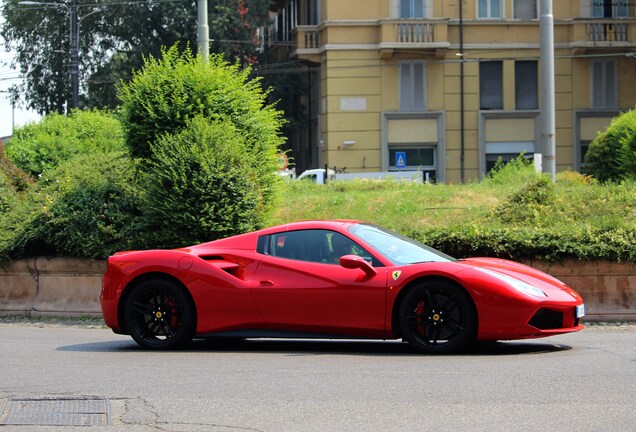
<box><xmin>258</xmin><ymin>230</ymin><xmax>381</xmax><ymax>266</ymax></box>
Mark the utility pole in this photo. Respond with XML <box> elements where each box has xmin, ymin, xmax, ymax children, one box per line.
<box><xmin>540</xmin><ymin>0</ymin><xmax>556</xmax><ymax>182</ymax></box>
<box><xmin>459</xmin><ymin>0</ymin><xmax>465</xmax><ymax>183</ymax></box>
<box><xmin>197</xmin><ymin>0</ymin><xmax>209</xmax><ymax>61</ymax></box>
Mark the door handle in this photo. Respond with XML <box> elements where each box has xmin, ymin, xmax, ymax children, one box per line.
<box><xmin>259</xmin><ymin>280</ymin><xmax>275</xmax><ymax>287</ymax></box>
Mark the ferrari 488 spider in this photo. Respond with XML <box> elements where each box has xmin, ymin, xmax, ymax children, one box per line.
<box><xmin>101</xmin><ymin>220</ymin><xmax>585</xmax><ymax>353</ymax></box>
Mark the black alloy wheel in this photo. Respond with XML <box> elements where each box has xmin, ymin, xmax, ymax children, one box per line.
<box><xmin>398</xmin><ymin>280</ymin><xmax>475</xmax><ymax>354</ymax></box>
<box><xmin>124</xmin><ymin>278</ymin><xmax>196</xmax><ymax>350</ymax></box>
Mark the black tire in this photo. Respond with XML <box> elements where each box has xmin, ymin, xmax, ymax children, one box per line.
<box><xmin>124</xmin><ymin>278</ymin><xmax>196</xmax><ymax>350</ymax></box>
<box><xmin>398</xmin><ymin>280</ymin><xmax>475</xmax><ymax>354</ymax></box>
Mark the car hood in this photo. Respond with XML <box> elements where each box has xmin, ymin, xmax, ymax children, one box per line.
<box><xmin>455</xmin><ymin>257</ymin><xmax>582</xmax><ymax>299</ymax></box>
<box><xmin>460</xmin><ymin>257</ymin><xmax>565</xmax><ymax>285</ymax></box>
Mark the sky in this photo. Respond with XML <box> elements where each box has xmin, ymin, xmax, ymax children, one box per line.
<box><xmin>0</xmin><ymin>16</ymin><xmax>42</xmax><ymax>138</ymax></box>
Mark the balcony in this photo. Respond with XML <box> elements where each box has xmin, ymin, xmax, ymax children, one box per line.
<box><xmin>291</xmin><ymin>20</ymin><xmax>450</xmax><ymax>60</ymax></box>
<box><xmin>570</xmin><ymin>19</ymin><xmax>636</xmax><ymax>52</ymax></box>
<box><xmin>290</xmin><ymin>25</ymin><xmax>321</xmax><ymax>62</ymax></box>
<box><xmin>378</xmin><ymin>19</ymin><xmax>450</xmax><ymax>58</ymax></box>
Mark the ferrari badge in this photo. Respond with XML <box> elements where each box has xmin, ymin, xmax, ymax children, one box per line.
<box><xmin>392</xmin><ymin>270</ymin><xmax>402</xmax><ymax>281</ymax></box>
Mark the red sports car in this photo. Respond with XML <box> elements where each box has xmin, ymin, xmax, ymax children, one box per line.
<box><xmin>101</xmin><ymin>220</ymin><xmax>585</xmax><ymax>353</ymax></box>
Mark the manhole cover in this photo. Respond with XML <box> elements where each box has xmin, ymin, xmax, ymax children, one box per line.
<box><xmin>0</xmin><ymin>397</ymin><xmax>110</xmax><ymax>426</ymax></box>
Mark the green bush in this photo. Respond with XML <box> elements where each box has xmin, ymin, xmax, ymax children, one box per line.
<box><xmin>0</xmin><ymin>145</ymin><xmax>32</xmax><ymax>193</ymax></box>
<box><xmin>3</xmin><ymin>152</ymin><xmax>142</xmax><ymax>259</ymax></box>
<box><xmin>118</xmin><ymin>45</ymin><xmax>285</xmax><ymax>165</ymax></box>
<box><xmin>583</xmin><ymin>108</ymin><xmax>636</xmax><ymax>182</ymax></box>
<box><xmin>492</xmin><ymin>176</ymin><xmax>554</xmax><ymax>224</ymax></box>
<box><xmin>138</xmin><ymin>117</ymin><xmax>276</xmax><ymax>248</ymax></box>
<box><xmin>5</xmin><ymin>110</ymin><xmax>125</xmax><ymax>177</ymax></box>
<box><xmin>118</xmin><ymin>45</ymin><xmax>285</xmax><ymax>249</ymax></box>
<box><xmin>483</xmin><ymin>153</ymin><xmax>539</xmax><ymax>186</ymax></box>
<box><xmin>404</xmin><ymin>224</ymin><xmax>636</xmax><ymax>262</ymax></box>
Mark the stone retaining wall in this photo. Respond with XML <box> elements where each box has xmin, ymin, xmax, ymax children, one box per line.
<box><xmin>0</xmin><ymin>257</ymin><xmax>106</xmax><ymax>317</ymax></box>
<box><xmin>0</xmin><ymin>257</ymin><xmax>634</xmax><ymax>320</ymax></box>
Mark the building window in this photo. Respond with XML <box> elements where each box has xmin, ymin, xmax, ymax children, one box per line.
<box><xmin>514</xmin><ymin>0</ymin><xmax>537</xmax><ymax>19</ymax></box>
<box><xmin>480</xmin><ymin>61</ymin><xmax>503</xmax><ymax>110</ymax></box>
<box><xmin>400</xmin><ymin>0</ymin><xmax>425</xmax><ymax>18</ymax></box>
<box><xmin>485</xmin><ymin>142</ymin><xmax>534</xmax><ymax>172</ymax></box>
<box><xmin>388</xmin><ymin>146</ymin><xmax>436</xmax><ymax>181</ymax></box>
<box><xmin>478</xmin><ymin>0</ymin><xmax>502</xmax><ymax>18</ymax></box>
<box><xmin>515</xmin><ymin>61</ymin><xmax>538</xmax><ymax>110</ymax></box>
<box><xmin>399</xmin><ymin>62</ymin><xmax>426</xmax><ymax>111</ymax></box>
<box><xmin>591</xmin><ymin>0</ymin><xmax>629</xmax><ymax>18</ymax></box>
<box><xmin>591</xmin><ymin>59</ymin><xmax>617</xmax><ymax>108</ymax></box>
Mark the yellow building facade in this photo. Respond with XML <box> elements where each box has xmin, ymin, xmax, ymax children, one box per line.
<box><xmin>265</xmin><ymin>0</ymin><xmax>636</xmax><ymax>182</ymax></box>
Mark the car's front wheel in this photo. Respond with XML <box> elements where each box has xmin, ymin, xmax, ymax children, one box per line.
<box><xmin>124</xmin><ymin>278</ymin><xmax>196</xmax><ymax>350</ymax></box>
<box><xmin>398</xmin><ymin>280</ymin><xmax>475</xmax><ymax>354</ymax></box>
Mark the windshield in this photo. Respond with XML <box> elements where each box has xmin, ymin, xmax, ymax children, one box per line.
<box><xmin>348</xmin><ymin>224</ymin><xmax>456</xmax><ymax>265</ymax></box>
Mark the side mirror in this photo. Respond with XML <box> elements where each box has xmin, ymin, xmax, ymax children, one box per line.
<box><xmin>339</xmin><ymin>254</ymin><xmax>377</xmax><ymax>277</ymax></box>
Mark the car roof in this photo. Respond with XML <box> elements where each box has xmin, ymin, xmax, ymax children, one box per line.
<box><xmin>256</xmin><ymin>220</ymin><xmax>362</xmax><ymax>235</ymax></box>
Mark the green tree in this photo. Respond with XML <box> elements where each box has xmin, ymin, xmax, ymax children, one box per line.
<box><xmin>1</xmin><ymin>0</ymin><xmax>273</xmax><ymax>113</ymax></box>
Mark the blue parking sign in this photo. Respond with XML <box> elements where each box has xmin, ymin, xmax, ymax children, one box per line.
<box><xmin>395</xmin><ymin>151</ymin><xmax>406</xmax><ymax>169</ymax></box>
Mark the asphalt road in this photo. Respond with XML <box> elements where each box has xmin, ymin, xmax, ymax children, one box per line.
<box><xmin>0</xmin><ymin>322</ymin><xmax>634</xmax><ymax>432</ymax></box>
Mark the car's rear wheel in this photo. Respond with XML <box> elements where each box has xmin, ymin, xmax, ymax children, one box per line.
<box><xmin>398</xmin><ymin>280</ymin><xmax>475</xmax><ymax>354</ymax></box>
<box><xmin>124</xmin><ymin>278</ymin><xmax>196</xmax><ymax>350</ymax></box>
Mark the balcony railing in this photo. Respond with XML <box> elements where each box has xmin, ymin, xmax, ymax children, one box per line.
<box><xmin>295</xmin><ymin>25</ymin><xmax>320</xmax><ymax>50</ymax></box>
<box><xmin>379</xmin><ymin>19</ymin><xmax>449</xmax><ymax>51</ymax></box>
<box><xmin>587</xmin><ymin>22</ymin><xmax>629</xmax><ymax>42</ymax></box>
<box><xmin>396</xmin><ymin>21</ymin><xmax>435</xmax><ymax>43</ymax></box>
<box><xmin>571</xmin><ymin>19</ymin><xmax>635</xmax><ymax>48</ymax></box>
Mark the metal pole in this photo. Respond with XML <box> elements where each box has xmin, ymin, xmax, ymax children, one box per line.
<box><xmin>70</xmin><ymin>0</ymin><xmax>79</xmax><ymax>109</ymax></box>
<box><xmin>197</xmin><ymin>0</ymin><xmax>209</xmax><ymax>60</ymax></box>
<box><xmin>459</xmin><ymin>0</ymin><xmax>465</xmax><ymax>183</ymax></box>
<box><xmin>540</xmin><ymin>0</ymin><xmax>556</xmax><ymax>182</ymax></box>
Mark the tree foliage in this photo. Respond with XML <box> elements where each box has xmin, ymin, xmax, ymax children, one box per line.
<box><xmin>582</xmin><ymin>108</ymin><xmax>636</xmax><ymax>182</ymax></box>
<box><xmin>119</xmin><ymin>45</ymin><xmax>285</xmax><ymax>247</ymax></box>
<box><xmin>138</xmin><ymin>117</ymin><xmax>273</xmax><ymax>248</ymax></box>
<box><xmin>118</xmin><ymin>45</ymin><xmax>284</xmax><ymax>164</ymax></box>
<box><xmin>1</xmin><ymin>0</ymin><xmax>273</xmax><ymax>113</ymax></box>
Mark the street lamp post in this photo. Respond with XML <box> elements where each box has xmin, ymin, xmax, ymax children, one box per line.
<box><xmin>19</xmin><ymin>0</ymin><xmax>82</xmax><ymax>110</ymax></box>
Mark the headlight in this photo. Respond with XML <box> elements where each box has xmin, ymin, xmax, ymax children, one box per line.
<box><xmin>475</xmin><ymin>268</ymin><xmax>547</xmax><ymax>298</ymax></box>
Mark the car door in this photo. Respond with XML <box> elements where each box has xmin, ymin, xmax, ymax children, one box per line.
<box><xmin>250</xmin><ymin>229</ymin><xmax>388</xmax><ymax>336</ymax></box>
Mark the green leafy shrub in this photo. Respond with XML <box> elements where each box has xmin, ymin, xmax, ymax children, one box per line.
<box><xmin>4</xmin><ymin>152</ymin><xmax>142</xmax><ymax>259</ymax></box>
<box><xmin>556</xmin><ymin>170</ymin><xmax>594</xmax><ymax>186</ymax></box>
<box><xmin>583</xmin><ymin>108</ymin><xmax>636</xmax><ymax>182</ymax></box>
<box><xmin>118</xmin><ymin>45</ymin><xmax>284</xmax><ymax>248</ymax></box>
<box><xmin>0</xmin><ymin>145</ymin><xmax>32</xmax><ymax>193</ymax></box>
<box><xmin>5</xmin><ymin>110</ymin><xmax>125</xmax><ymax>177</ymax></box>
<box><xmin>118</xmin><ymin>45</ymin><xmax>284</xmax><ymax>164</ymax></box>
<box><xmin>492</xmin><ymin>176</ymin><xmax>553</xmax><ymax>224</ymax></box>
<box><xmin>483</xmin><ymin>153</ymin><xmax>538</xmax><ymax>186</ymax></box>
<box><xmin>138</xmin><ymin>117</ymin><xmax>277</xmax><ymax>248</ymax></box>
